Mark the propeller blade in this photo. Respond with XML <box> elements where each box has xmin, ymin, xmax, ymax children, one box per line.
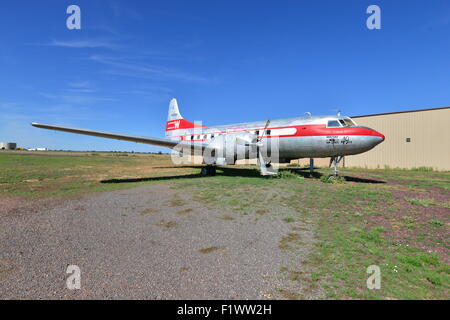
<box><xmin>257</xmin><ymin>120</ymin><xmax>271</xmax><ymax>143</ymax></box>
<box><xmin>257</xmin><ymin>149</ymin><xmax>277</xmax><ymax>175</ymax></box>
<box><xmin>256</xmin><ymin>119</ymin><xmax>276</xmax><ymax>175</ymax></box>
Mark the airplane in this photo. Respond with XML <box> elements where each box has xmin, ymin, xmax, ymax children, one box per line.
<box><xmin>31</xmin><ymin>98</ymin><xmax>385</xmax><ymax>176</ymax></box>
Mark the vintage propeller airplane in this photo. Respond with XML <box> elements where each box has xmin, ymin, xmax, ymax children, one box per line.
<box><xmin>32</xmin><ymin>98</ymin><xmax>384</xmax><ymax>176</ymax></box>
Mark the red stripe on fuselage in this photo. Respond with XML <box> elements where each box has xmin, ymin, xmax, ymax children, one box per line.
<box><xmin>175</xmin><ymin>124</ymin><xmax>382</xmax><ymax>141</ymax></box>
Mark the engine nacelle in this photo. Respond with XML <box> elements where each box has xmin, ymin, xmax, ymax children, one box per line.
<box><xmin>203</xmin><ymin>132</ymin><xmax>257</xmax><ymax>165</ymax></box>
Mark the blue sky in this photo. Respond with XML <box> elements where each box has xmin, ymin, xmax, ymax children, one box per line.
<box><xmin>1</xmin><ymin>0</ymin><xmax>449</xmax><ymax>152</ymax></box>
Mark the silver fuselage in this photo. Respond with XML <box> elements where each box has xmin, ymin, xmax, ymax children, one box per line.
<box><xmin>168</xmin><ymin>115</ymin><xmax>385</xmax><ymax>160</ymax></box>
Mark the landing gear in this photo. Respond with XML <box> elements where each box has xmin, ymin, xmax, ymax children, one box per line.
<box><xmin>329</xmin><ymin>156</ymin><xmax>344</xmax><ymax>177</ymax></box>
<box><xmin>309</xmin><ymin>158</ymin><xmax>314</xmax><ymax>174</ymax></box>
<box><xmin>200</xmin><ymin>165</ymin><xmax>216</xmax><ymax>176</ymax></box>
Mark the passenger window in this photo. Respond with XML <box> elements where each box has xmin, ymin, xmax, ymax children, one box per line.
<box><xmin>255</xmin><ymin>130</ymin><xmax>260</xmax><ymax>135</ymax></box>
<box><xmin>191</xmin><ymin>135</ymin><xmax>194</xmax><ymax>140</ymax></box>
<box><xmin>327</xmin><ymin>120</ymin><xmax>341</xmax><ymax>127</ymax></box>
<box><xmin>266</xmin><ymin>129</ymin><xmax>271</xmax><ymax>135</ymax></box>
<box><xmin>211</xmin><ymin>134</ymin><xmax>214</xmax><ymax>138</ymax></box>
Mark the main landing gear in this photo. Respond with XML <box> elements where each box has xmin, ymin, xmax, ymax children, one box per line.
<box><xmin>329</xmin><ymin>156</ymin><xmax>345</xmax><ymax>177</ymax></box>
<box><xmin>200</xmin><ymin>165</ymin><xmax>216</xmax><ymax>176</ymax></box>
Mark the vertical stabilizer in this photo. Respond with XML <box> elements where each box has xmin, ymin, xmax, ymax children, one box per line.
<box><xmin>167</xmin><ymin>98</ymin><xmax>183</xmax><ymax>121</ymax></box>
<box><xmin>165</xmin><ymin>98</ymin><xmax>205</xmax><ymax>138</ymax></box>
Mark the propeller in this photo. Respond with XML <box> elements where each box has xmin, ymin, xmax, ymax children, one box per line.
<box><xmin>258</xmin><ymin>120</ymin><xmax>271</xmax><ymax>144</ymax></box>
<box><xmin>234</xmin><ymin>120</ymin><xmax>276</xmax><ymax>175</ymax></box>
<box><xmin>256</xmin><ymin>120</ymin><xmax>276</xmax><ymax>175</ymax></box>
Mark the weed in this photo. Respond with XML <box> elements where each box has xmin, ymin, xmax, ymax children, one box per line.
<box><xmin>429</xmin><ymin>219</ymin><xmax>444</xmax><ymax>227</ymax></box>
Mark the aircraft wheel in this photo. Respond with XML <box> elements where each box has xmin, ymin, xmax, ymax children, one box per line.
<box><xmin>201</xmin><ymin>166</ymin><xmax>216</xmax><ymax>176</ymax></box>
<box><xmin>201</xmin><ymin>167</ymin><xmax>209</xmax><ymax>176</ymax></box>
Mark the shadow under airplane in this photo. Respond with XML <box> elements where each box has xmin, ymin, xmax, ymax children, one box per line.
<box><xmin>100</xmin><ymin>166</ymin><xmax>386</xmax><ymax>184</ymax></box>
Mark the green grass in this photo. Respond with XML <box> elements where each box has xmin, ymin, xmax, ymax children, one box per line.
<box><xmin>405</xmin><ymin>198</ymin><xmax>437</xmax><ymax>207</ymax></box>
<box><xmin>0</xmin><ymin>151</ymin><xmax>197</xmax><ymax>198</ymax></box>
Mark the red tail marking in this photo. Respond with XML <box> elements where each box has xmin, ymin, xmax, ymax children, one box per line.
<box><xmin>165</xmin><ymin>119</ymin><xmax>205</xmax><ymax>131</ymax></box>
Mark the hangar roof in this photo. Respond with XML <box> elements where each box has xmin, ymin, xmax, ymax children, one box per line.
<box><xmin>353</xmin><ymin>106</ymin><xmax>450</xmax><ymax>118</ymax></box>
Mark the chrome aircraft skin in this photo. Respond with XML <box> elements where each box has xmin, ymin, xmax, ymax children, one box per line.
<box><xmin>32</xmin><ymin>98</ymin><xmax>385</xmax><ymax>175</ymax></box>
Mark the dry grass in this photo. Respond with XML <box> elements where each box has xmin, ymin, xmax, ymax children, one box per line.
<box><xmin>279</xmin><ymin>233</ymin><xmax>303</xmax><ymax>250</ymax></box>
<box><xmin>167</xmin><ymin>199</ymin><xmax>186</xmax><ymax>207</ymax></box>
<box><xmin>154</xmin><ymin>220</ymin><xmax>177</xmax><ymax>229</ymax></box>
<box><xmin>199</xmin><ymin>246</ymin><xmax>223</xmax><ymax>254</ymax></box>
<box><xmin>140</xmin><ymin>208</ymin><xmax>160</xmax><ymax>215</ymax></box>
<box><xmin>219</xmin><ymin>215</ymin><xmax>235</xmax><ymax>220</ymax></box>
<box><xmin>177</xmin><ymin>208</ymin><xmax>193</xmax><ymax>214</ymax></box>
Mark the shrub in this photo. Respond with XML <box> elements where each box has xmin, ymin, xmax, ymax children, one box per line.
<box><xmin>320</xmin><ymin>175</ymin><xmax>346</xmax><ymax>184</ymax></box>
<box><xmin>272</xmin><ymin>170</ymin><xmax>303</xmax><ymax>179</ymax></box>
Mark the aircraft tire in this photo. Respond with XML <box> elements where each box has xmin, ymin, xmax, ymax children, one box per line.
<box><xmin>201</xmin><ymin>167</ymin><xmax>209</xmax><ymax>176</ymax></box>
<box><xmin>201</xmin><ymin>166</ymin><xmax>216</xmax><ymax>176</ymax></box>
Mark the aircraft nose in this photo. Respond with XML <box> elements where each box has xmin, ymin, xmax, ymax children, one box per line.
<box><xmin>371</xmin><ymin>130</ymin><xmax>385</xmax><ymax>143</ymax></box>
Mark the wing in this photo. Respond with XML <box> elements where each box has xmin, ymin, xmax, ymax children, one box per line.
<box><xmin>31</xmin><ymin>122</ymin><xmax>199</xmax><ymax>149</ymax></box>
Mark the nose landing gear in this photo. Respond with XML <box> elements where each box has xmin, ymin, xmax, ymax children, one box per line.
<box><xmin>329</xmin><ymin>156</ymin><xmax>344</xmax><ymax>177</ymax></box>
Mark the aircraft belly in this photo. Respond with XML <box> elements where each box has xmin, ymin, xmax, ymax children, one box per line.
<box><xmin>278</xmin><ymin>136</ymin><xmax>328</xmax><ymax>158</ymax></box>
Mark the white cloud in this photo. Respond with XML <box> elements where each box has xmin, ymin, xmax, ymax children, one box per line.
<box><xmin>90</xmin><ymin>55</ymin><xmax>215</xmax><ymax>83</ymax></box>
<box><xmin>48</xmin><ymin>39</ymin><xmax>119</xmax><ymax>49</ymax></box>
<box><xmin>68</xmin><ymin>80</ymin><xmax>91</xmax><ymax>88</ymax></box>
<box><xmin>38</xmin><ymin>92</ymin><xmax>117</xmax><ymax>104</ymax></box>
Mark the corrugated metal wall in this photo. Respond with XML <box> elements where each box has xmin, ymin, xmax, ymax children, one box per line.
<box><xmin>344</xmin><ymin>108</ymin><xmax>450</xmax><ymax>170</ymax></box>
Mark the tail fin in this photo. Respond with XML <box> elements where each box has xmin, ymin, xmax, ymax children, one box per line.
<box><xmin>167</xmin><ymin>98</ymin><xmax>183</xmax><ymax>121</ymax></box>
<box><xmin>165</xmin><ymin>98</ymin><xmax>205</xmax><ymax>138</ymax></box>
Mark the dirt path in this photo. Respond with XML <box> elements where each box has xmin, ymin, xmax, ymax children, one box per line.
<box><xmin>0</xmin><ymin>183</ymin><xmax>321</xmax><ymax>299</ymax></box>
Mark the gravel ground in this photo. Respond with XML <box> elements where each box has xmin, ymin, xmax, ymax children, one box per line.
<box><xmin>0</xmin><ymin>183</ymin><xmax>321</xmax><ymax>299</ymax></box>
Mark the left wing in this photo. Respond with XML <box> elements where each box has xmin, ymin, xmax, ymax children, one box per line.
<box><xmin>31</xmin><ymin>122</ymin><xmax>202</xmax><ymax>149</ymax></box>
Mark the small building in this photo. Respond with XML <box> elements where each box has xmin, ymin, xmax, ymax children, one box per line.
<box><xmin>0</xmin><ymin>142</ymin><xmax>17</xmax><ymax>150</ymax></box>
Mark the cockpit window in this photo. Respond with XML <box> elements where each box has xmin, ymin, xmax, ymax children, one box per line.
<box><xmin>327</xmin><ymin>120</ymin><xmax>341</xmax><ymax>127</ymax></box>
<box><xmin>339</xmin><ymin>118</ymin><xmax>357</xmax><ymax>127</ymax></box>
